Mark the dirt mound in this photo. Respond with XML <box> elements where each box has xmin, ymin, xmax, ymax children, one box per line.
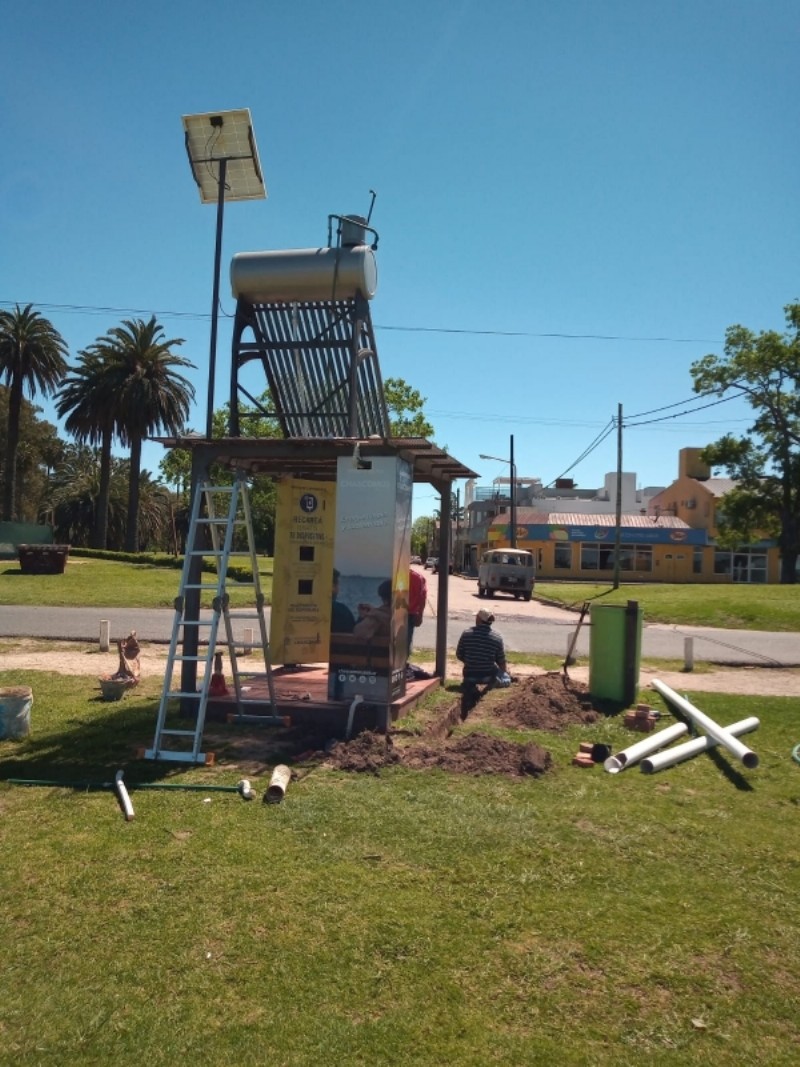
<box><xmin>493</xmin><ymin>671</ymin><xmax>600</xmax><ymax>731</ymax></box>
<box><xmin>403</xmin><ymin>733</ymin><xmax>552</xmax><ymax>777</ymax></box>
<box><xmin>325</xmin><ymin>731</ymin><xmax>401</xmax><ymax>774</ymax></box>
<box><xmin>324</xmin><ymin>729</ymin><xmax>552</xmax><ymax>778</ymax></box>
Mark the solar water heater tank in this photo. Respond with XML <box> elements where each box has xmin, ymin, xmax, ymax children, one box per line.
<box><xmin>230</xmin><ymin>244</ymin><xmax>377</xmax><ymax>303</ymax></box>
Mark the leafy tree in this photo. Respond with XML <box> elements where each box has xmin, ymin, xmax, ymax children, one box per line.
<box><xmin>160</xmin><ymin>398</ymin><xmax>280</xmax><ymax>553</ymax></box>
<box><xmin>384</xmin><ymin>377</ymin><xmax>435</xmax><ymax>439</ymax></box>
<box><xmin>0</xmin><ymin>386</ymin><xmax>64</xmax><ymax>524</ymax></box>
<box><xmin>86</xmin><ymin>317</ymin><xmax>195</xmax><ymax>551</ymax></box>
<box><xmin>411</xmin><ymin>515</ymin><xmax>435</xmax><ymax>558</ymax></box>
<box><xmin>0</xmin><ymin>304</ymin><xmax>68</xmax><ymax>520</ymax></box>
<box><xmin>691</xmin><ymin>302</ymin><xmax>800</xmax><ymax>583</ymax></box>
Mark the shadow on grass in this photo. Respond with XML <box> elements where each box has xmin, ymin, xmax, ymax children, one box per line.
<box><xmin>0</xmin><ymin>690</ymin><xmax>206</xmax><ymax>788</ymax></box>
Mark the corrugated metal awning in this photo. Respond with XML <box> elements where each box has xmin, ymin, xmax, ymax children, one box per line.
<box><xmin>154</xmin><ymin>435</ymin><xmax>478</xmax><ymax>488</ymax></box>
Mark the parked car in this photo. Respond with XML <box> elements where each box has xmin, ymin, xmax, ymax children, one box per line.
<box><xmin>410</xmin><ymin>555</ymin><xmax>421</xmax><ymax>565</ymax></box>
<box><xmin>425</xmin><ymin>557</ymin><xmax>438</xmax><ymax>570</ymax></box>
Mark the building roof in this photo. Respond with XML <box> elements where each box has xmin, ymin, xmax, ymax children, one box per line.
<box><xmin>498</xmin><ymin>510</ymin><xmax>692</xmax><ymax>529</ymax></box>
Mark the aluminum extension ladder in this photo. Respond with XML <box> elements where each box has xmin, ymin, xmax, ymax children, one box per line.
<box><xmin>144</xmin><ymin>475</ymin><xmax>277</xmax><ymax>764</ymax></box>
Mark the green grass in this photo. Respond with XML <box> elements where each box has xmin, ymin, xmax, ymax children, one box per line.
<box><xmin>535</xmin><ymin>581</ymin><xmax>800</xmax><ymax>631</ymax></box>
<box><xmin>1</xmin><ymin>670</ymin><xmax>799</xmax><ymax>1064</ymax></box>
<box><xmin>0</xmin><ymin>557</ymin><xmax>274</xmax><ymax>609</ymax></box>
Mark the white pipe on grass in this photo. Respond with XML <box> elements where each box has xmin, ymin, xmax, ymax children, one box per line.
<box><xmin>651</xmin><ymin>679</ymin><xmax>760</xmax><ymax>769</ymax></box>
<box><xmin>114</xmin><ymin>770</ymin><xmax>135</xmax><ymax>821</ymax></box>
<box><xmin>640</xmin><ymin>717</ymin><xmax>760</xmax><ymax>774</ymax></box>
<box><xmin>603</xmin><ymin>722</ymin><xmax>688</xmax><ymax>774</ymax></box>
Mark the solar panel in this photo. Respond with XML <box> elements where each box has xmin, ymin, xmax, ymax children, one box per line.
<box><xmin>182</xmin><ymin>109</ymin><xmax>266</xmax><ymax>204</ymax></box>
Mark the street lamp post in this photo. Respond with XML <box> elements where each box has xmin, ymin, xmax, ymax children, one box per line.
<box><xmin>479</xmin><ymin>433</ymin><xmax>517</xmax><ymax>549</ymax></box>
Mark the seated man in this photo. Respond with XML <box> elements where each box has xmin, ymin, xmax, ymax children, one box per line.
<box><xmin>455</xmin><ymin>609</ymin><xmax>507</xmax><ymax>692</ymax></box>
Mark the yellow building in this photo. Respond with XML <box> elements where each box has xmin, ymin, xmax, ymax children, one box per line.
<box><xmin>476</xmin><ymin>448</ymin><xmax>781</xmax><ymax>584</ymax></box>
<box><xmin>647</xmin><ymin>448</ymin><xmax>780</xmax><ymax>583</ymax></box>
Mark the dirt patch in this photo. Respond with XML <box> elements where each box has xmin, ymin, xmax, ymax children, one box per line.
<box><xmin>402</xmin><ymin>733</ymin><xmax>552</xmax><ymax>777</ymax></box>
<box><xmin>325</xmin><ymin>731</ymin><xmax>402</xmax><ymax>774</ymax></box>
<box><xmin>322</xmin><ymin>672</ymin><xmax>594</xmax><ymax>779</ymax></box>
<box><xmin>323</xmin><ymin>728</ymin><xmax>552</xmax><ymax>778</ymax></box>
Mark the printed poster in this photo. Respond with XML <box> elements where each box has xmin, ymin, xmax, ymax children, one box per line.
<box><xmin>270</xmin><ymin>478</ymin><xmax>336</xmax><ymax>664</ymax></box>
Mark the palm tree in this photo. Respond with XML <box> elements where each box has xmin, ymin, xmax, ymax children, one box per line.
<box><xmin>56</xmin><ymin>345</ymin><xmax>118</xmax><ymax>548</ymax></box>
<box><xmin>0</xmin><ymin>304</ymin><xmax>68</xmax><ymax>521</ymax></box>
<box><xmin>93</xmin><ymin>317</ymin><xmax>195</xmax><ymax>551</ymax></box>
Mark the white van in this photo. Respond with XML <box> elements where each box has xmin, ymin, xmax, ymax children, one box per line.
<box><xmin>478</xmin><ymin>548</ymin><xmax>535</xmax><ymax>601</ymax></box>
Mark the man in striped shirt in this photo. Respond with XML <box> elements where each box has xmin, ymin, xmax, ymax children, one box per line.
<box><xmin>456</xmin><ymin>609</ymin><xmax>507</xmax><ymax>689</ymax></box>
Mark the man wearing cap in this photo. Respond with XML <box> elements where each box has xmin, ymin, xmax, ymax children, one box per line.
<box><xmin>456</xmin><ymin>609</ymin><xmax>508</xmax><ymax>691</ymax></box>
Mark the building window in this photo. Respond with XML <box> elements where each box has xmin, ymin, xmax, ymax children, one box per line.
<box><xmin>554</xmin><ymin>543</ymin><xmax>572</xmax><ymax>569</ymax></box>
<box><xmin>580</xmin><ymin>543</ymin><xmax>652</xmax><ymax>572</ymax></box>
<box><xmin>693</xmin><ymin>548</ymin><xmax>704</xmax><ymax>575</ymax></box>
<box><xmin>713</xmin><ymin>549</ymin><xmax>768</xmax><ymax>583</ymax></box>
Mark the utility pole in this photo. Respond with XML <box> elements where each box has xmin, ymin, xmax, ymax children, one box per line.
<box><xmin>612</xmin><ymin>403</ymin><xmax>623</xmax><ymax>590</ymax></box>
<box><xmin>510</xmin><ymin>433</ymin><xmax>517</xmax><ymax>549</ymax></box>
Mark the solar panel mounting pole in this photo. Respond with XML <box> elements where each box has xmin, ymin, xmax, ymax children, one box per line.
<box><xmin>207</xmin><ymin>154</ymin><xmax>227</xmax><ymax>438</ymax></box>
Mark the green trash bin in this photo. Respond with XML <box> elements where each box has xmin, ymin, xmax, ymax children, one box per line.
<box><xmin>589</xmin><ymin>600</ymin><xmax>642</xmax><ymax>708</ymax></box>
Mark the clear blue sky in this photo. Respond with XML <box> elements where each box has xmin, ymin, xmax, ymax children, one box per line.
<box><xmin>2</xmin><ymin>0</ymin><xmax>797</xmax><ymax>516</ymax></box>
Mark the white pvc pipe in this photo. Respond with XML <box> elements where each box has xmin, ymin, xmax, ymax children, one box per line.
<box><xmin>345</xmin><ymin>695</ymin><xmax>363</xmax><ymax>740</ymax></box>
<box><xmin>114</xmin><ymin>770</ymin><xmax>135</xmax><ymax>821</ymax></box>
<box><xmin>265</xmin><ymin>765</ymin><xmax>291</xmax><ymax>804</ymax></box>
<box><xmin>604</xmin><ymin>721</ymin><xmax>688</xmax><ymax>774</ymax></box>
<box><xmin>651</xmin><ymin>679</ymin><xmax>760</xmax><ymax>769</ymax></box>
<box><xmin>99</xmin><ymin>620</ymin><xmax>110</xmax><ymax>653</ymax></box>
<box><xmin>641</xmin><ymin>717</ymin><xmax>760</xmax><ymax>774</ymax></box>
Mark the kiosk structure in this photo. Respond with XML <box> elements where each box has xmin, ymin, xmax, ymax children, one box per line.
<box><xmin>149</xmin><ymin>214</ymin><xmax>475</xmax><ymax>758</ymax></box>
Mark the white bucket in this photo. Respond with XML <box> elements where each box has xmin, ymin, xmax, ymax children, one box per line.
<box><xmin>0</xmin><ymin>686</ymin><xmax>33</xmax><ymax>739</ymax></box>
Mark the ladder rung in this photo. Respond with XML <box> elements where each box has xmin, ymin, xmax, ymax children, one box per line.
<box><xmin>159</xmin><ymin>728</ymin><xmax>201</xmax><ymax>737</ymax></box>
<box><xmin>143</xmin><ymin>749</ymin><xmax>208</xmax><ymax>764</ymax></box>
<box><xmin>164</xmin><ymin>691</ymin><xmax>203</xmax><ymax>700</ymax></box>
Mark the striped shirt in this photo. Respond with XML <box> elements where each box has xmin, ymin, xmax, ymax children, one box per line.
<box><xmin>456</xmin><ymin>623</ymin><xmax>506</xmax><ymax>680</ymax></box>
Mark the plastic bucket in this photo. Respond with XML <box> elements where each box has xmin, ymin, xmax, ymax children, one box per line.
<box><xmin>0</xmin><ymin>686</ymin><xmax>33</xmax><ymax>739</ymax></box>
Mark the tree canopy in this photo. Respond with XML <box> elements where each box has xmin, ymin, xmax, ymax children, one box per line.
<box><xmin>0</xmin><ymin>304</ymin><xmax>68</xmax><ymax>520</ymax></box>
<box><xmin>384</xmin><ymin>377</ymin><xmax>435</xmax><ymax>439</ymax></box>
<box><xmin>690</xmin><ymin>302</ymin><xmax>800</xmax><ymax>583</ymax></box>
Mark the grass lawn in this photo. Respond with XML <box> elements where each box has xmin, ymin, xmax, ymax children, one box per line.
<box><xmin>1</xmin><ymin>669</ymin><xmax>798</xmax><ymax>1064</ymax></box>
<box><xmin>535</xmin><ymin>581</ymin><xmax>800</xmax><ymax>631</ymax></box>
<box><xmin>0</xmin><ymin>556</ymin><xmax>274</xmax><ymax>609</ymax></box>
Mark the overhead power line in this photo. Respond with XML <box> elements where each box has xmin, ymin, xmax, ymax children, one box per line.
<box><xmin>624</xmin><ymin>394</ymin><xmax>740</xmax><ymax>427</ymax></box>
<box><xmin>0</xmin><ymin>299</ymin><xmax>720</xmax><ymax>345</ymax></box>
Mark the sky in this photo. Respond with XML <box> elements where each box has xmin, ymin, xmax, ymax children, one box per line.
<box><xmin>2</xmin><ymin>0</ymin><xmax>798</xmax><ymax>518</ymax></box>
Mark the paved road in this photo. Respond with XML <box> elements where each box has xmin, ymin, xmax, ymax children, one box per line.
<box><xmin>1</xmin><ymin>574</ymin><xmax>798</xmax><ymax>668</ymax></box>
